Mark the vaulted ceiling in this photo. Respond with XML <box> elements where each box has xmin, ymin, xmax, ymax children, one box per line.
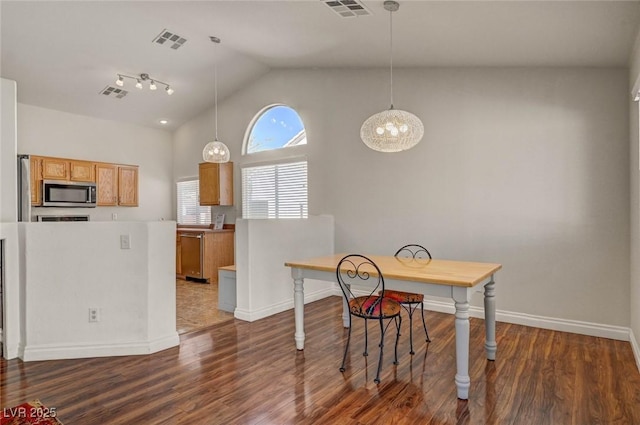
<box><xmin>2</xmin><ymin>1</ymin><xmax>639</xmax><ymax>131</ymax></box>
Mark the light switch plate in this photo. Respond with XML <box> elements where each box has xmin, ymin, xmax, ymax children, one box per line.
<box><xmin>120</xmin><ymin>234</ymin><xmax>131</xmax><ymax>249</ymax></box>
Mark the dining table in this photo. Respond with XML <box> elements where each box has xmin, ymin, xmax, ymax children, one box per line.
<box><xmin>284</xmin><ymin>253</ymin><xmax>502</xmax><ymax>400</ymax></box>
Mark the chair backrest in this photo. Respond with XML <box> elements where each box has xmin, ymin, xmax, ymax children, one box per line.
<box><xmin>394</xmin><ymin>244</ymin><xmax>432</xmax><ymax>260</ymax></box>
<box><xmin>336</xmin><ymin>254</ymin><xmax>385</xmax><ymax>312</ymax></box>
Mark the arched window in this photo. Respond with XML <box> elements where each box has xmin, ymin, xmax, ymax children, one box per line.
<box><xmin>244</xmin><ymin>104</ymin><xmax>307</xmax><ymax>154</ymax></box>
<box><xmin>242</xmin><ymin>104</ymin><xmax>308</xmax><ymax>218</ymax></box>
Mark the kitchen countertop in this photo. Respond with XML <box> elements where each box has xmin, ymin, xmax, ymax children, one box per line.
<box><xmin>177</xmin><ymin>227</ymin><xmax>234</xmax><ymax>233</ymax></box>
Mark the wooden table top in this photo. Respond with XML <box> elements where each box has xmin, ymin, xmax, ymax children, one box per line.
<box><xmin>285</xmin><ymin>253</ymin><xmax>502</xmax><ymax>288</ymax></box>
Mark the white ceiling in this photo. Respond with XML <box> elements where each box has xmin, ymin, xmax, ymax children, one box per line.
<box><xmin>2</xmin><ymin>1</ymin><xmax>640</xmax><ymax>131</ymax></box>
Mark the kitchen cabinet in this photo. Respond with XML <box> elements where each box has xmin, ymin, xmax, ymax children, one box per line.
<box><xmin>176</xmin><ymin>235</ymin><xmax>182</xmax><ymax>275</ymax></box>
<box><xmin>70</xmin><ymin>160</ymin><xmax>95</xmax><ymax>182</ymax></box>
<box><xmin>30</xmin><ymin>156</ymin><xmax>42</xmax><ymax>205</ymax></box>
<box><xmin>28</xmin><ymin>154</ymin><xmax>139</xmax><ymax>207</ymax></box>
<box><xmin>199</xmin><ymin>162</ymin><xmax>233</xmax><ymax>206</ymax></box>
<box><xmin>176</xmin><ymin>228</ymin><xmax>234</xmax><ymax>283</ymax></box>
<box><xmin>118</xmin><ymin>166</ymin><xmax>138</xmax><ymax>206</ymax></box>
<box><xmin>40</xmin><ymin>157</ymin><xmax>95</xmax><ymax>182</ymax></box>
<box><xmin>96</xmin><ymin>164</ymin><xmax>118</xmax><ymax>206</ymax></box>
<box><xmin>41</xmin><ymin>157</ymin><xmax>69</xmax><ymax>180</ymax></box>
<box><xmin>96</xmin><ymin>163</ymin><xmax>138</xmax><ymax>207</ymax></box>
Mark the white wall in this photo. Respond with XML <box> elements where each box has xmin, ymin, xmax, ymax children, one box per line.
<box><xmin>628</xmin><ymin>29</ymin><xmax>640</xmax><ymax>369</ymax></box>
<box><xmin>1</xmin><ymin>79</ymin><xmax>18</xmax><ymax>223</ymax></box>
<box><xmin>20</xmin><ymin>221</ymin><xmax>178</xmax><ymax>361</ymax></box>
<box><xmin>235</xmin><ymin>216</ymin><xmax>334</xmax><ymax>321</ymax></box>
<box><xmin>17</xmin><ymin>104</ymin><xmax>174</xmax><ymax>221</ymax></box>
<box><xmin>0</xmin><ymin>78</ymin><xmax>21</xmax><ymax>358</ymax></box>
<box><xmin>175</xmin><ymin>67</ymin><xmax>630</xmax><ymax>333</ymax></box>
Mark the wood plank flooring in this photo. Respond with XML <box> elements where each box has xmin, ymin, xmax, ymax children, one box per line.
<box><xmin>2</xmin><ymin>296</ymin><xmax>640</xmax><ymax>424</ymax></box>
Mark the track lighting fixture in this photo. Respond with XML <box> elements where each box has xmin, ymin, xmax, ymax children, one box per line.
<box><xmin>114</xmin><ymin>73</ymin><xmax>173</xmax><ymax>95</ymax></box>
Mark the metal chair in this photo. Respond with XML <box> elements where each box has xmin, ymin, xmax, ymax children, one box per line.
<box><xmin>383</xmin><ymin>244</ymin><xmax>432</xmax><ymax>354</ymax></box>
<box><xmin>336</xmin><ymin>254</ymin><xmax>402</xmax><ymax>384</ymax></box>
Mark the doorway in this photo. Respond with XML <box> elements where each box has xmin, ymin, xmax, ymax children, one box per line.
<box><xmin>175</xmin><ymin>277</ymin><xmax>233</xmax><ymax>334</ymax></box>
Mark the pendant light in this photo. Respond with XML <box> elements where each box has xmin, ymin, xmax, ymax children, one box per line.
<box><xmin>360</xmin><ymin>0</ymin><xmax>424</xmax><ymax>153</ymax></box>
<box><xmin>202</xmin><ymin>36</ymin><xmax>230</xmax><ymax>163</ymax></box>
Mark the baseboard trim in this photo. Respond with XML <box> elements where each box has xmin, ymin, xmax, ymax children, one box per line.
<box><xmin>630</xmin><ymin>329</ymin><xmax>640</xmax><ymax>373</ymax></box>
<box><xmin>20</xmin><ymin>333</ymin><xmax>180</xmax><ymax>362</ymax></box>
<box><xmin>423</xmin><ymin>299</ymin><xmax>630</xmax><ymax>341</ymax></box>
<box><xmin>234</xmin><ymin>288</ymin><xmax>335</xmax><ymax>322</ymax></box>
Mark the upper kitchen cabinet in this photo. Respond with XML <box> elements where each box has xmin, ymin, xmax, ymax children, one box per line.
<box><xmin>70</xmin><ymin>160</ymin><xmax>95</xmax><ymax>182</ymax></box>
<box><xmin>30</xmin><ymin>156</ymin><xmax>42</xmax><ymax>205</ymax></box>
<box><xmin>96</xmin><ymin>163</ymin><xmax>118</xmax><ymax>206</ymax></box>
<box><xmin>40</xmin><ymin>157</ymin><xmax>95</xmax><ymax>182</ymax></box>
<box><xmin>96</xmin><ymin>163</ymin><xmax>138</xmax><ymax>207</ymax></box>
<box><xmin>118</xmin><ymin>166</ymin><xmax>138</xmax><ymax>206</ymax></box>
<box><xmin>199</xmin><ymin>162</ymin><xmax>233</xmax><ymax>206</ymax></box>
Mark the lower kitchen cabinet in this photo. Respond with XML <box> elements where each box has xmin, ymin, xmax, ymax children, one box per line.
<box><xmin>176</xmin><ymin>229</ymin><xmax>234</xmax><ymax>283</ymax></box>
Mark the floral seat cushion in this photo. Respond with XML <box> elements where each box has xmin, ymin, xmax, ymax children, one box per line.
<box><xmin>349</xmin><ymin>296</ymin><xmax>401</xmax><ymax>318</ymax></box>
<box><xmin>382</xmin><ymin>289</ymin><xmax>424</xmax><ymax>304</ymax></box>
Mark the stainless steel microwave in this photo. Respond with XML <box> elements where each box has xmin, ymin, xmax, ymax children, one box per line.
<box><xmin>42</xmin><ymin>180</ymin><xmax>97</xmax><ymax>207</ymax></box>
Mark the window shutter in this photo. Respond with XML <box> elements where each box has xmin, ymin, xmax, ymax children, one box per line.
<box><xmin>176</xmin><ymin>180</ymin><xmax>211</xmax><ymax>225</ymax></box>
<box><xmin>242</xmin><ymin>161</ymin><xmax>308</xmax><ymax>219</ymax></box>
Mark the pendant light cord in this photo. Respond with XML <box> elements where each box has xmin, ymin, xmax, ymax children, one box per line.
<box><xmin>210</xmin><ymin>36</ymin><xmax>221</xmax><ymax>141</ymax></box>
<box><xmin>214</xmin><ymin>60</ymin><xmax>218</xmax><ymax>141</ymax></box>
<box><xmin>389</xmin><ymin>5</ymin><xmax>394</xmax><ymax>109</ymax></box>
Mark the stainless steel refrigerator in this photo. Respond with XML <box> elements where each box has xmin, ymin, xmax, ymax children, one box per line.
<box><xmin>17</xmin><ymin>154</ymin><xmax>32</xmax><ymax>222</ymax></box>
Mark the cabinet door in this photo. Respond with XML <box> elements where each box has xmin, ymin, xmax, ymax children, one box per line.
<box><xmin>199</xmin><ymin>162</ymin><xmax>220</xmax><ymax>206</ymax></box>
<box><xmin>70</xmin><ymin>160</ymin><xmax>95</xmax><ymax>182</ymax></box>
<box><xmin>218</xmin><ymin>162</ymin><xmax>234</xmax><ymax>206</ymax></box>
<box><xmin>41</xmin><ymin>157</ymin><xmax>69</xmax><ymax>180</ymax></box>
<box><xmin>202</xmin><ymin>231</ymin><xmax>234</xmax><ymax>283</ymax></box>
<box><xmin>118</xmin><ymin>166</ymin><xmax>138</xmax><ymax>206</ymax></box>
<box><xmin>199</xmin><ymin>162</ymin><xmax>234</xmax><ymax>206</ymax></box>
<box><xmin>96</xmin><ymin>164</ymin><xmax>118</xmax><ymax>206</ymax></box>
<box><xmin>176</xmin><ymin>233</ymin><xmax>182</xmax><ymax>275</ymax></box>
<box><xmin>30</xmin><ymin>156</ymin><xmax>42</xmax><ymax>205</ymax></box>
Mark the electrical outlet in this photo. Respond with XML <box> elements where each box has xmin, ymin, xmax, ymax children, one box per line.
<box><xmin>112</xmin><ymin>213</ymin><xmax>118</xmax><ymax>221</ymax></box>
<box><xmin>120</xmin><ymin>234</ymin><xmax>131</xmax><ymax>249</ymax></box>
<box><xmin>89</xmin><ymin>307</ymin><xmax>100</xmax><ymax>322</ymax></box>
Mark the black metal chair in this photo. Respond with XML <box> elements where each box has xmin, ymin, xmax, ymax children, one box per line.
<box><xmin>336</xmin><ymin>254</ymin><xmax>402</xmax><ymax>384</ymax></box>
<box><xmin>383</xmin><ymin>244</ymin><xmax>432</xmax><ymax>354</ymax></box>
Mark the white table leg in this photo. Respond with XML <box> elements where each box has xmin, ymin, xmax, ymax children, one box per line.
<box><xmin>292</xmin><ymin>269</ymin><xmax>305</xmax><ymax>350</ymax></box>
<box><xmin>453</xmin><ymin>287</ymin><xmax>471</xmax><ymax>400</ymax></box>
<box><xmin>484</xmin><ymin>277</ymin><xmax>497</xmax><ymax>360</ymax></box>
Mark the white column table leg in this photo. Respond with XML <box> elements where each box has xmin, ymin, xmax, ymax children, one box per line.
<box><xmin>453</xmin><ymin>287</ymin><xmax>471</xmax><ymax>400</ymax></box>
<box><xmin>484</xmin><ymin>277</ymin><xmax>497</xmax><ymax>360</ymax></box>
<box><xmin>292</xmin><ymin>269</ymin><xmax>305</xmax><ymax>350</ymax></box>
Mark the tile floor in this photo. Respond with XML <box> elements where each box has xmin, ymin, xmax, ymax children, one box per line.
<box><xmin>175</xmin><ymin>278</ymin><xmax>234</xmax><ymax>334</ymax></box>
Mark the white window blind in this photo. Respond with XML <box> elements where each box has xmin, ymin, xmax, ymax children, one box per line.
<box><xmin>176</xmin><ymin>180</ymin><xmax>211</xmax><ymax>225</ymax></box>
<box><xmin>242</xmin><ymin>161</ymin><xmax>308</xmax><ymax>218</ymax></box>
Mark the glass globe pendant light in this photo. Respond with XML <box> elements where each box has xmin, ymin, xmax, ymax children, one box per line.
<box><xmin>360</xmin><ymin>1</ymin><xmax>424</xmax><ymax>153</ymax></box>
<box><xmin>202</xmin><ymin>36</ymin><xmax>230</xmax><ymax>163</ymax></box>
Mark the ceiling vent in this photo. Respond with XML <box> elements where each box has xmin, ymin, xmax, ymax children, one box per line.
<box><xmin>99</xmin><ymin>86</ymin><xmax>128</xmax><ymax>99</ymax></box>
<box><xmin>153</xmin><ymin>29</ymin><xmax>187</xmax><ymax>50</ymax></box>
<box><xmin>323</xmin><ymin>0</ymin><xmax>371</xmax><ymax>17</ymax></box>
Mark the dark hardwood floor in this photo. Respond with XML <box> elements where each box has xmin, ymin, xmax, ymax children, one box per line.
<box><xmin>2</xmin><ymin>296</ymin><xmax>640</xmax><ymax>424</ymax></box>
